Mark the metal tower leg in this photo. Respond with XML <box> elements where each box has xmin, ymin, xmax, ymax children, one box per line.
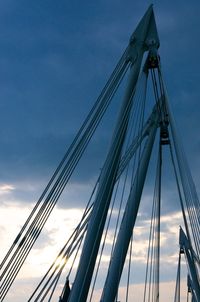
<box><xmin>100</xmin><ymin>115</ymin><xmax>158</xmax><ymax>302</ymax></box>
<box><xmin>68</xmin><ymin>50</ymin><xmax>144</xmax><ymax>302</ymax></box>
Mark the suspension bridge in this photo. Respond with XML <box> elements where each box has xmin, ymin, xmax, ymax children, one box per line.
<box><xmin>0</xmin><ymin>5</ymin><xmax>199</xmax><ymax>302</ymax></box>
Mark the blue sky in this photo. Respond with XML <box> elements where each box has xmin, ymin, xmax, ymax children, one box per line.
<box><xmin>0</xmin><ymin>1</ymin><xmax>200</xmax><ymax>301</ymax></box>
<box><xmin>0</xmin><ymin>1</ymin><xmax>200</xmax><ymax>186</ymax></box>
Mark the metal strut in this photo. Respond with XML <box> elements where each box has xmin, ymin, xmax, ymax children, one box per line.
<box><xmin>68</xmin><ymin>40</ymin><xmax>143</xmax><ymax>302</ymax></box>
<box><xmin>100</xmin><ymin>108</ymin><xmax>159</xmax><ymax>302</ymax></box>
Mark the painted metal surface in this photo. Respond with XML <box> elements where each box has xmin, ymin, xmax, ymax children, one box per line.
<box><xmin>68</xmin><ymin>6</ymin><xmax>159</xmax><ymax>302</ymax></box>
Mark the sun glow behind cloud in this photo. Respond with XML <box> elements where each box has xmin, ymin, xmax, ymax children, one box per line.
<box><xmin>0</xmin><ymin>180</ymin><xmax>189</xmax><ymax>302</ymax></box>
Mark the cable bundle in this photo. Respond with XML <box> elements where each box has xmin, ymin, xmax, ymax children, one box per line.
<box><xmin>0</xmin><ymin>46</ymin><xmax>130</xmax><ymax>302</ymax></box>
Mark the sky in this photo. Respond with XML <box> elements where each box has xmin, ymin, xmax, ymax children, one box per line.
<box><xmin>0</xmin><ymin>1</ymin><xmax>200</xmax><ymax>301</ymax></box>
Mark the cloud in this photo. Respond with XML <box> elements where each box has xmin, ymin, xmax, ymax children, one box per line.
<box><xmin>0</xmin><ymin>183</ymin><xmax>15</xmax><ymax>194</ymax></box>
<box><xmin>0</xmin><ymin>192</ymin><xmax>188</xmax><ymax>301</ymax></box>
<box><xmin>0</xmin><ymin>0</ymin><xmax>199</xmax><ymax>191</ymax></box>
<box><xmin>115</xmin><ymin>280</ymin><xmax>188</xmax><ymax>302</ymax></box>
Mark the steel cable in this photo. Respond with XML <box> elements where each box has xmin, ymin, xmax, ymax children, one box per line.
<box><xmin>0</xmin><ymin>51</ymin><xmax>130</xmax><ymax>301</ymax></box>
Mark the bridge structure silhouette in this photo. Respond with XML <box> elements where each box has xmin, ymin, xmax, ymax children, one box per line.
<box><xmin>0</xmin><ymin>5</ymin><xmax>199</xmax><ymax>302</ymax></box>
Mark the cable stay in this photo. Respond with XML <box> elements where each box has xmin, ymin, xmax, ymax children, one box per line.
<box><xmin>26</xmin><ymin>43</ymin><xmax>169</xmax><ymax>302</ymax></box>
<box><xmin>0</xmin><ymin>44</ymin><xmax>129</xmax><ymax>271</ymax></box>
<box><xmin>161</xmin><ymin>69</ymin><xmax>200</xmax><ymax>259</ymax></box>
<box><xmin>143</xmin><ymin>134</ymin><xmax>162</xmax><ymax>302</ymax></box>
<box><xmin>26</xmin><ymin>45</ymin><xmax>156</xmax><ymax>302</ymax></box>
<box><xmin>0</xmin><ymin>35</ymin><xmax>131</xmax><ymax>302</ymax></box>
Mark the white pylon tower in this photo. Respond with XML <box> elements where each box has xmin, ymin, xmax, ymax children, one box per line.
<box><xmin>68</xmin><ymin>5</ymin><xmax>160</xmax><ymax>302</ymax></box>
